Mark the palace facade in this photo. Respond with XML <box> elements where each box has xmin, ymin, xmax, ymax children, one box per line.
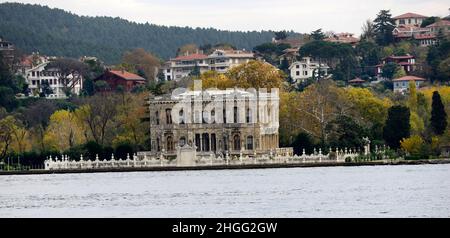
<box><xmin>146</xmin><ymin>88</ymin><xmax>280</xmax><ymax>157</ymax></box>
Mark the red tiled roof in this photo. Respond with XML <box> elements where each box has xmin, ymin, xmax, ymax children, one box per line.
<box><xmin>172</xmin><ymin>54</ymin><xmax>208</xmax><ymax>61</ymax></box>
<box><xmin>20</xmin><ymin>57</ymin><xmax>33</xmax><ymax>67</ymax></box>
<box><xmin>427</xmin><ymin>20</ymin><xmax>450</xmax><ymax>28</ymax></box>
<box><xmin>109</xmin><ymin>70</ymin><xmax>146</xmax><ymax>81</ymax></box>
<box><xmin>393</xmin><ymin>76</ymin><xmax>426</xmax><ymax>82</ymax></box>
<box><xmin>325</xmin><ymin>33</ymin><xmax>359</xmax><ymax>44</ymax></box>
<box><xmin>393</xmin><ymin>13</ymin><xmax>428</xmax><ymax>19</ymax></box>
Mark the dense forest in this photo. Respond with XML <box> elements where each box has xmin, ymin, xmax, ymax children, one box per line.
<box><xmin>0</xmin><ymin>2</ymin><xmax>276</xmax><ymax>63</ymax></box>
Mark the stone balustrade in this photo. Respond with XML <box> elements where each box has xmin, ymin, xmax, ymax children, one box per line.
<box><xmin>44</xmin><ymin>147</ymin><xmax>378</xmax><ymax>171</ymax></box>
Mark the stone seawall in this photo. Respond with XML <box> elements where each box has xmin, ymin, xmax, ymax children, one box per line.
<box><xmin>0</xmin><ymin>159</ymin><xmax>449</xmax><ymax>176</ymax></box>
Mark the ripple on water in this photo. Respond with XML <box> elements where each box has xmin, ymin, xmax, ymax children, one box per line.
<box><xmin>0</xmin><ymin>164</ymin><xmax>449</xmax><ymax>217</ymax></box>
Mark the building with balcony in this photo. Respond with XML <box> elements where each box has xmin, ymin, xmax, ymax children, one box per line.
<box><xmin>207</xmin><ymin>49</ymin><xmax>254</xmax><ymax>73</ymax></box>
<box><xmin>393</xmin><ymin>76</ymin><xmax>426</xmax><ymax>93</ymax></box>
<box><xmin>393</xmin><ymin>12</ymin><xmax>428</xmax><ymax>27</ymax></box>
<box><xmin>376</xmin><ymin>54</ymin><xmax>416</xmax><ymax>76</ymax></box>
<box><xmin>95</xmin><ymin>70</ymin><xmax>146</xmax><ymax>92</ymax></box>
<box><xmin>146</xmin><ymin>89</ymin><xmax>280</xmax><ymax>158</ymax></box>
<box><xmin>25</xmin><ymin>60</ymin><xmax>83</xmax><ymax>99</ymax></box>
<box><xmin>163</xmin><ymin>53</ymin><xmax>209</xmax><ymax>81</ymax></box>
<box><xmin>289</xmin><ymin>57</ymin><xmax>329</xmax><ymax>83</ymax></box>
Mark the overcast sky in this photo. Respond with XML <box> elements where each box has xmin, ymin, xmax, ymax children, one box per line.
<box><xmin>3</xmin><ymin>0</ymin><xmax>449</xmax><ymax>34</ymax></box>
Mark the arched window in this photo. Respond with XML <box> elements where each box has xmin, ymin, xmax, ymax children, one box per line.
<box><xmin>211</xmin><ymin>109</ymin><xmax>215</xmax><ymax>124</ymax></box>
<box><xmin>166</xmin><ymin>109</ymin><xmax>172</xmax><ymax>124</ymax></box>
<box><xmin>179</xmin><ymin>109</ymin><xmax>184</xmax><ymax>124</ymax></box>
<box><xmin>233</xmin><ymin>106</ymin><xmax>238</xmax><ymax>123</ymax></box>
<box><xmin>233</xmin><ymin>134</ymin><xmax>241</xmax><ymax>151</ymax></box>
<box><xmin>167</xmin><ymin>136</ymin><xmax>174</xmax><ymax>151</ymax></box>
<box><xmin>223</xmin><ymin>108</ymin><xmax>227</xmax><ymax>124</ymax></box>
<box><xmin>202</xmin><ymin>133</ymin><xmax>210</xmax><ymax>152</ymax></box>
<box><xmin>211</xmin><ymin>134</ymin><xmax>217</xmax><ymax>152</ymax></box>
<box><xmin>223</xmin><ymin>136</ymin><xmax>228</xmax><ymax>151</ymax></box>
<box><xmin>246</xmin><ymin>136</ymin><xmax>254</xmax><ymax>150</ymax></box>
<box><xmin>155</xmin><ymin>111</ymin><xmax>160</xmax><ymax>125</ymax></box>
<box><xmin>246</xmin><ymin>108</ymin><xmax>252</xmax><ymax>123</ymax></box>
<box><xmin>195</xmin><ymin>134</ymin><xmax>201</xmax><ymax>151</ymax></box>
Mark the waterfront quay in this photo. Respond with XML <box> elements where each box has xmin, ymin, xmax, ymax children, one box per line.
<box><xmin>1</xmin><ymin>158</ymin><xmax>449</xmax><ymax>176</ymax></box>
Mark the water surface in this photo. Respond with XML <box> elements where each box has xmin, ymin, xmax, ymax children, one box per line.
<box><xmin>0</xmin><ymin>164</ymin><xmax>449</xmax><ymax>217</ymax></box>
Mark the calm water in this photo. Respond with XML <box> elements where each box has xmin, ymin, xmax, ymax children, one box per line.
<box><xmin>0</xmin><ymin>164</ymin><xmax>449</xmax><ymax>217</ymax></box>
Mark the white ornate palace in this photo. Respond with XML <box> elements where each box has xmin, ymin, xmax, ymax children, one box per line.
<box><xmin>142</xmin><ymin>88</ymin><xmax>282</xmax><ymax>159</ymax></box>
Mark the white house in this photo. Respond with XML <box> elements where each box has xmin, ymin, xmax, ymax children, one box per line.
<box><xmin>393</xmin><ymin>12</ymin><xmax>428</xmax><ymax>27</ymax></box>
<box><xmin>207</xmin><ymin>49</ymin><xmax>254</xmax><ymax>73</ymax></box>
<box><xmin>392</xmin><ymin>76</ymin><xmax>426</xmax><ymax>93</ymax></box>
<box><xmin>163</xmin><ymin>53</ymin><xmax>209</xmax><ymax>81</ymax></box>
<box><xmin>25</xmin><ymin>60</ymin><xmax>83</xmax><ymax>99</ymax></box>
<box><xmin>162</xmin><ymin>49</ymin><xmax>255</xmax><ymax>81</ymax></box>
<box><xmin>289</xmin><ymin>57</ymin><xmax>329</xmax><ymax>83</ymax></box>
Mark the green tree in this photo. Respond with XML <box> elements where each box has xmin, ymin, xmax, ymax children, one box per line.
<box><xmin>421</xmin><ymin>16</ymin><xmax>439</xmax><ymax>27</ymax></box>
<box><xmin>0</xmin><ymin>86</ymin><xmax>18</xmax><ymax>112</ymax></box>
<box><xmin>430</xmin><ymin>91</ymin><xmax>448</xmax><ymax>135</ymax></box>
<box><xmin>310</xmin><ymin>29</ymin><xmax>326</xmax><ymax>41</ymax></box>
<box><xmin>0</xmin><ymin>53</ymin><xmax>18</xmax><ymax>111</ymax></box>
<box><xmin>326</xmin><ymin>115</ymin><xmax>368</xmax><ymax>149</ymax></box>
<box><xmin>253</xmin><ymin>42</ymin><xmax>291</xmax><ymax>65</ymax></box>
<box><xmin>381</xmin><ymin>62</ymin><xmax>398</xmax><ymax>79</ymax></box>
<box><xmin>383</xmin><ymin>105</ymin><xmax>411</xmax><ymax>148</ymax></box>
<box><xmin>39</xmin><ymin>80</ymin><xmax>53</xmax><ymax>97</ymax></box>
<box><xmin>189</xmin><ymin>64</ymin><xmax>201</xmax><ymax>77</ymax></box>
<box><xmin>115</xmin><ymin>142</ymin><xmax>134</xmax><ymax>160</ymax></box>
<box><xmin>299</xmin><ymin>40</ymin><xmax>357</xmax><ymax>81</ymax></box>
<box><xmin>275</xmin><ymin>31</ymin><xmax>288</xmax><ymax>40</ymax></box>
<box><xmin>46</xmin><ymin>58</ymin><xmax>88</xmax><ymax>97</ymax></box>
<box><xmin>437</xmin><ymin>57</ymin><xmax>450</xmax><ymax>81</ymax></box>
<box><xmin>393</xmin><ymin>67</ymin><xmax>407</xmax><ymax>79</ymax></box>
<box><xmin>426</xmin><ymin>39</ymin><xmax>450</xmax><ymax>82</ymax></box>
<box><xmin>121</xmin><ymin>48</ymin><xmax>161</xmax><ymax>83</ymax></box>
<box><xmin>356</xmin><ymin>41</ymin><xmax>381</xmax><ymax>77</ymax></box>
<box><xmin>94</xmin><ymin>80</ymin><xmax>109</xmax><ymax>91</ymax></box>
<box><xmin>361</xmin><ymin>19</ymin><xmax>376</xmax><ymax>41</ymax></box>
<box><xmin>374</xmin><ymin>10</ymin><xmax>395</xmax><ymax>46</ymax></box>
<box><xmin>291</xmin><ymin>132</ymin><xmax>315</xmax><ymax>155</ymax></box>
<box><xmin>0</xmin><ymin>3</ymin><xmax>275</xmax><ymax>63</ymax></box>
<box><xmin>408</xmin><ymin>81</ymin><xmax>418</xmax><ymax>111</ymax></box>
<box><xmin>279</xmin><ymin>58</ymin><xmax>290</xmax><ymax>74</ymax></box>
<box><xmin>83</xmin><ymin>58</ymin><xmax>105</xmax><ymax>80</ymax></box>
<box><xmin>82</xmin><ymin>78</ymin><xmax>96</xmax><ymax>96</ymax></box>
<box><xmin>0</xmin><ymin>115</ymin><xmax>15</xmax><ymax>160</ymax></box>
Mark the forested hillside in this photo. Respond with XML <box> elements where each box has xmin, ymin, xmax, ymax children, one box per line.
<box><xmin>0</xmin><ymin>2</ymin><xmax>276</xmax><ymax>63</ymax></box>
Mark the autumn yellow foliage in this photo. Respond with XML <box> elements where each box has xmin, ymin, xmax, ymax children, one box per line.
<box><xmin>198</xmin><ymin>61</ymin><xmax>286</xmax><ymax>90</ymax></box>
<box><xmin>44</xmin><ymin>110</ymin><xmax>86</xmax><ymax>152</ymax></box>
<box><xmin>400</xmin><ymin>135</ymin><xmax>424</xmax><ymax>155</ymax></box>
<box><xmin>344</xmin><ymin>87</ymin><xmax>392</xmax><ymax>125</ymax></box>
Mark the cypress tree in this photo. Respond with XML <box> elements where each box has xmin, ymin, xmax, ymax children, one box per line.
<box><xmin>383</xmin><ymin>105</ymin><xmax>411</xmax><ymax>148</ymax></box>
<box><xmin>430</xmin><ymin>91</ymin><xmax>447</xmax><ymax>135</ymax></box>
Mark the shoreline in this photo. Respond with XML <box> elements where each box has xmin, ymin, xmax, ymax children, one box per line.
<box><xmin>1</xmin><ymin>158</ymin><xmax>449</xmax><ymax>176</ymax></box>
